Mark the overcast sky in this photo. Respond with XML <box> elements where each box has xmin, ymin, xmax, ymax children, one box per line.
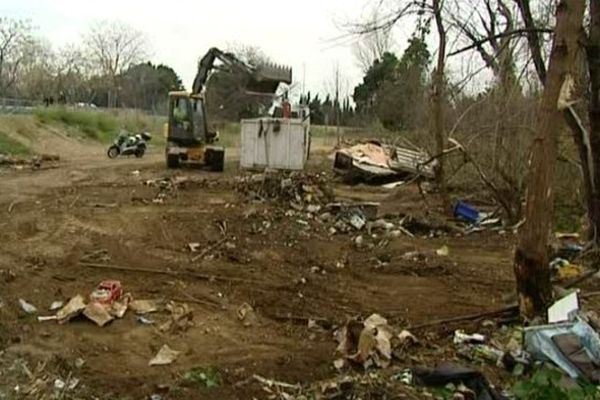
<box><xmin>1</xmin><ymin>0</ymin><xmax>417</xmax><ymax>98</ymax></box>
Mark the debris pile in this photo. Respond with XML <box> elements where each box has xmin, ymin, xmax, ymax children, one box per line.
<box><xmin>333</xmin><ymin>141</ymin><xmax>435</xmax><ymax>182</ymax></box>
<box><xmin>143</xmin><ymin>177</ymin><xmax>187</xmax><ymax>204</ymax></box>
<box><xmin>140</xmin><ymin>176</ymin><xmax>224</xmax><ymax>204</ymax></box>
<box><xmin>33</xmin><ymin>280</ymin><xmax>176</xmax><ymax>330</ymax></box>
<box><xmin>236</xmin><ymin>171</ymin><xmax>333</xmax><ymax>207</ymax></box>
<box><xmin>0</xmin><ymin>153</ymin><xmax>60</xmax><ymax>170</ymax></box>
<box><xmin>334</xmin><ymin>314</ymin><xmax>395</xmax><ymax>370</ymax></box>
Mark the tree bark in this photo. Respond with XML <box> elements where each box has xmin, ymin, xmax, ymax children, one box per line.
<box><xmin>431</xmin><ymin>0</ymin><xmax>450</xmax><ymax>211</ymax></box>
<box><xmin>585</xmin><ymin>0</ymin><xmax>600</xmax><ymax>244</ymax></box>
<box><xmin>514</xmin><ymin>0</ymin><xmax>585</xmax><ymax>320</ymax></box>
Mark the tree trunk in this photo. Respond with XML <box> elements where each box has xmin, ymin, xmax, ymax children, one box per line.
<box><xmin>431</xmin><ymin>0</ymin><xmax>450</xmax><ymax>211</ymax></box>
<box><xmin>514</xmin><ymin>0</ymin><xmax>585</xmax><ymax>320</ymax></box>
<box><xmin>518</xmin><ymin>0</ymin><xmax>600</xmax><ymax>247</ymax></box>
<box><xmin>585</xmin><ymin>0</ymin><xmax>600</xmax><ymax>245</ymax></box>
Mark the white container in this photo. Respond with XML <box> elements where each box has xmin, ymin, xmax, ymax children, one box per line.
<box><xmin>240</xmin><ymin>118</ymin><xmax>310</xmax><ymax>170</ymax></box>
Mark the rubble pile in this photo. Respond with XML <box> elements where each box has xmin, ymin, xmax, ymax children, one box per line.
<box><xmin>0</xmin><ymin>153</ymin><xmax>60</xmax><ymax>169</ymax></box>
<box><xmin>333</xmin><ymin>141</ymin><xmax>436</xmax><ymax>182</ymax></box>
<box><xmin>236</xmin><ymin>171</ymin><xmax>334</xmax><ymax>207</ymax></box>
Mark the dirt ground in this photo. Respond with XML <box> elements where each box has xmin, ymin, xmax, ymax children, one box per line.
<box><xmin>0</xmin><ymin>133</ymin><xmax>521</xmax><ymax>399</ymax></box>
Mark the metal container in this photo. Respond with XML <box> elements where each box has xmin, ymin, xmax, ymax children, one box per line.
<box><xmin>240</xmin><ymin>117</ymin><xmax>310</xmax><ymax>170</ymax></box>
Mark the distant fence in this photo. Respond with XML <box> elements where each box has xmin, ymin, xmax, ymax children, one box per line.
<box><xmin>0</xmin><ymin>98</ymin><xmax>169</xmax><ymax>117</ymax></box>
<box><xmin>0</xmin><ymin>97</ymin><xmax>41</xmax><ymax>114</ymax></box>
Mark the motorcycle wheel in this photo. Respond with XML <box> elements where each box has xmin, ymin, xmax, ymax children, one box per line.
<box><xmin>107</xmin><ymin>145</ymin><xmax>120</xmax><ymax>159</ymax></box>
<box><xmin>135</xmin><ymin>147</ymin><xmax>145</xmax><ymax>158</ymax></box>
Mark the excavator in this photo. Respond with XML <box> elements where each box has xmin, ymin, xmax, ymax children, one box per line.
<box><xmin>165</xmin><ymin>47</ymin><xmax>292</xmax><ymax>170</ymax></box>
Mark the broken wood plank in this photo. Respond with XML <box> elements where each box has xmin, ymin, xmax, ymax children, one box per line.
<box><xmin>252</xmin><ymin>374</ymin><xmax>301</xmax><ymax>390</ymax></box>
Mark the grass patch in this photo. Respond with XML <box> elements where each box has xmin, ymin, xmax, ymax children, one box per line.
<box><xmin>35</xmin><ymin>107</ymin><xmax>119</xmax><ymax>143</ymax></box>
<box><xmin>34</xmin><ymin>107</ymin><xmax>168</xmax><ymax>146</ymax></box>
<box><xmin>0</xmin><ymin>132</ymin><xmax>30</xmax><ymax>155</ymax></box>
<box><xmin>182</xmin><ymin>367</ymin><xmax>222</xmax><ymax>388</ymax></box>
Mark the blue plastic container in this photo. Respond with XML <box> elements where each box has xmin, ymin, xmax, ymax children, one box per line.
<box><xmin>454</xmin><ymin>201</ymin><xmax>480</xmax><ymax>223</ymax></box>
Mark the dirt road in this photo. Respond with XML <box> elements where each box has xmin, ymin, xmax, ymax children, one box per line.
<box><xmin>0</xmin><ymin>137</ymin><xmax>516</xmax><ymax>399</ymax></box>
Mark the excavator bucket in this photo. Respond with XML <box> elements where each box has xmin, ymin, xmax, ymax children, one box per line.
<box><xmin>246</xmin><ymin>63</ymin><xmax>293</xmax><ymax>95</ymax></box>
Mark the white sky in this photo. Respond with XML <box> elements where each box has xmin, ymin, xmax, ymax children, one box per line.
<box><xmin>1</xmin><ymin>0</ymin><xmax>417</xmax><ymax>98</ymax></box>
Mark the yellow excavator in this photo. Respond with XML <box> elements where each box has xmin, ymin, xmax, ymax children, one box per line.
<box><xmin>165</xmin><ymin>47</ymin><xmax>292</xmax><ymax>170</ymax></box>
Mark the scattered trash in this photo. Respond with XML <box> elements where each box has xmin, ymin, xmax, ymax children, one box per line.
<box><xmin>306</xmin><ymin>204</ymin><xmax>321</xmax><ymax>214</ymax></box>
<box><xmin>83</xmin><ymin>302</ymin><xmax>114</xmax><ymax>327</ymax></box>
<box><xmin>37</xmin><ymin>316</ymin><xmax>58</xmax><ymax>322</ymax></box>
<box><xmin>412</xmin><ymin>362</ymin><xmax>507</xmax><ymax>400</ymax></box>
<box><xmin>382</xmin><ymin>181</ymin><xmax>405</xmax><ymax>189</ymax></box>
<box><xmin>354</xmin><ymin>235</ymin><xmax>364</xmax><ymax>248</ymax></box>
<box><xmin>149</xmin><ymin>345</ymin><xmax>181</xmax><ymax>366</ymax></box>
<box><xmin>454</xmin><ymin>330</ymin><xmax>486</xmax><ymax>345</ymax></box>
<box><xmin>54</xmin><ymin>378</ymin><xmax>79</xmax><ymax>392</ymax></box>
<box><xmin>367</xmin><ymin>219</ymin><xmax>394</xmax><ymax>234</ymax></box>
<box><xmin>89</xmin><ymin>280</ymin><xmax>123</xmax><ymax>305</ymax></box>
<box><xmin>109</xmin><ymin>295</ymin><xmax>130</xmax><ymax>318</ymax></box>
<box><xmin>18</xmin><ymin>299</ymin><xmax>37</xmax><ymax>314</ymax></box>
<box><xmin>550</xmin><ymin>258</ymin><xmax>583</xmax><ymax>280</ymax></box>
<box><xmin>188</xmin><ymin>243</ymin><xmax>201</xmax><ymax>252</ymax></box>
<box><xmin>137</xmin><ymin>316</ymin><xmax>155</xmax><ymax>325</ymax></box>
<box><xmin>54</xmin><ymin>379</ymin><xmax>65</xmax><ymax>391</ymax></box>
<box><xmin>454</xmin><ymin>201</ymin><xmax>480</xmax><ymax>224</ymax></box>
<box><xmin>396</xmin><ymin>330</ymin><xmax>420</xmax><ymax>356</ymax></box>
<box><xmin>237</xmin><ymin>303</ymin><xmax>258</xmax><ymax>327</ymax></box>
<box><xmin>56</xmin><ymin>295</ymin><xmax>86</xmax><ymax>324</ymax></box>
<box><xmin>556</xmin><ymin>232</ymin><xmax>580</xmax><ymax>240</ymax></box>
<box><xmin>130</xmin><ymin>299</ymin><xmax>159</xmax><ymax>315</ymax></box>
<box><xmin>436</xmin><ymin>245</ymin><xmax>450</xmax><ymax>257</ymax></box>
<box><xmin>348</xmin><ymin>211</ymin><xmax>367</xmax><ymax>230</ymax></box>
<box><xmin>159</xmin><ymin>302</ymin><xmax>193</xmax><ymax>333</ymax></box>
<box><xmin>49</xmin><ymin>301</ymin><xmax>64</xmax><ymax>311</ymax></box>
<box><xmin>131</xmin><ymin>170</ymin><xmax>140</xmax><ymax>176</ymax></box>
<box><xmin>335</xmin><ymin>314</ymin><xmax>393</xmax><ymax>369</ymax></box>
<box><xmin>525</xmin><ymin>317</ymin><xmax>600</xmax><ymax>381</ymax></box>
<box><xmin>548</xmin><ymin>292</ymin><xmax>580</xmax><ymax>324</ymax></box>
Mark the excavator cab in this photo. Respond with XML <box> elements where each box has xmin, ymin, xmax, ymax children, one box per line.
<box><xmin>166</xmin><ymin>92</ymin><xmax>224</xmax><ymax>170</ymax></box>
<box><xmin>167</xmin><ymin>93</ymin><xmax>208</xmax><ymax>146</ymax></box>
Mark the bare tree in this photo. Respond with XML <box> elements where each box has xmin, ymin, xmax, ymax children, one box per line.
<box><xmin>0</xmin><ymin>18</ymin><xmax>35</xmax><ymax>96</ymax></box>
<box><xmin>323</xmin><ymin>63</ymin><xmax>350</xmax><ymax>139</ymax></box>
<box><xmin>16</xmin><ymin>39</ymin><xmax>56</xmax><ymax>100</ymax></box>
<box><xmin>431</xmin><ymin>0</ymin><xmax>450</xmax><ymax>211</ymax></box>
<box><xmin>352</xmin><ymin>8</ymin><xmax>394</xmax><ymax>73</ymax></box>
<box><xmin>84</xmin><ymin>20</ymin><xmax>148</xmax><ymax>107</ymax></box>
<box><xmin>514</xmin><ymin>0</ymin><xmax>585</xmax><ymax>319</ymax></box>
<box><xmin>448</xmin><ymin>0</ymin><xmax>527</xmax><ymax>223</ymax></box>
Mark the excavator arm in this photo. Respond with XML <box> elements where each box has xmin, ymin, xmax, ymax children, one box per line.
<box><xmin>191</xmin><ymin>47</ymin><xmax>292</xmax><ymax>95</ymax></box>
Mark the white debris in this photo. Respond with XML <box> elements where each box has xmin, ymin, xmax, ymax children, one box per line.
<box><xmin>149</xmin><ymin>345</ymin><xmax>181</xmax><ymax>366</ymax></box>
<box><xmin>18</xmin><ymin>299</ymin><xmax>37</xmax><ymax>314</ymax></box>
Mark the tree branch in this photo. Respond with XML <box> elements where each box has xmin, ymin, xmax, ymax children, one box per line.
<box><xmin>447</xmin><ymin>27</ymin><xmax>553</xmax><ymax>57</ymax></box>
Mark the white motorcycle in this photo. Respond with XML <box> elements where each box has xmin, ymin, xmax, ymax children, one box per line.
<box><xmin>107</xmin><ymin>131</ymin><xmax>152</xmax><ymax>159</ymax></box>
